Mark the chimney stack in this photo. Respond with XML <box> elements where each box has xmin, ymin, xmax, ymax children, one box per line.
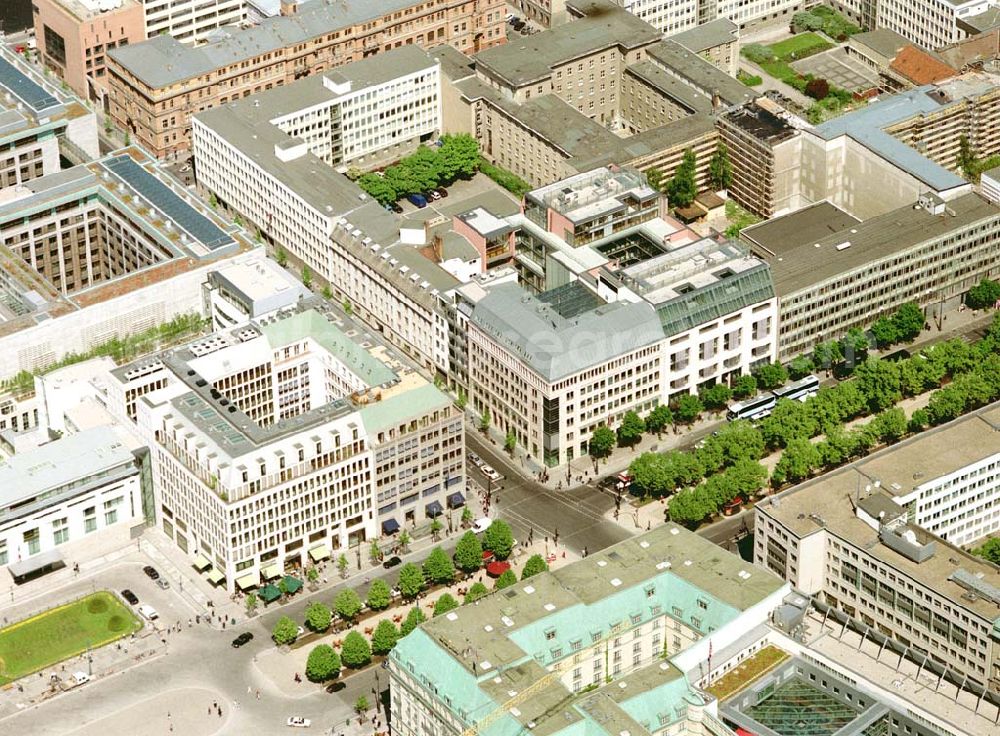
<box><xmin>280</xmin><ymin>0</ymin><xmax>299</xmax><ymax>16</ymax></box>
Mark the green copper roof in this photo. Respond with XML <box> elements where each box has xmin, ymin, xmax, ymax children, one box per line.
<box><xmin>358</xmin><ymin>383</ymin><xmax>452</xmax><ymax>434</ymax></box>
<box><xmin>260</xmin><ymin>309</ymin><xmax>396</xmax><ymax>387</ymax></box>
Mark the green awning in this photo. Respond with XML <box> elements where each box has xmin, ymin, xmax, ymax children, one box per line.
<box><xmin>308</xmin><ymin>544</ymin><xmax>330</xmax><ymax>562</ymax></box>
<box><xmin>259</xmin><ymin>584</ymin><xmax>282</xmax><ymax>603</ymax></box>
<box><xmin>282</xmin><ymin>575</ymin><xmax>303</xmax><ymax>594</ymax></box>
<box><xmin>204</xmin><ymin>568</ymin><xmax>225</xmax><ymax>585</ymax></box>
<box><xmin>235</xmin><ymin>571</ymin><xmax>260</xmax><ymax>590</ymax></box>
<box><xmin>261</xmin><ymin>563</ymin><xmax>281</xmax><ymax>580</ymax></box>
<box><xmin>192</xmin><ymin>554</ymin><xmax>211</xmax><ymax>571</ymax></box>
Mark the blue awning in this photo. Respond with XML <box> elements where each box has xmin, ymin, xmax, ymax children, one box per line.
<box><xmin>382</xmin><ymin>518</ymin><xmax>400</xmax><ymax>535</ymax></box>
<box><xmin>447</xmin><ymin>492</ymin><xmax>465</xmax><ymax>509</ymax></box>
<box><xmin>426</xmin><ymin>500</ymin><xmax>443</xmax><ymax>517</ymax></box>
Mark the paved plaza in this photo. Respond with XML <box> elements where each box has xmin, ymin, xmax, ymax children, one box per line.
<box><xmin>791</xmin><ymin>47</ymin><xmax>880</xmax><ymax>92</ymax></box>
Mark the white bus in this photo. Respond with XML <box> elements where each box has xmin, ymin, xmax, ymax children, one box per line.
<box><xmin>771</xmin><ymin>375</ymin><xmax>820</xmax><ymax>403</ymax></box>
<box><xmin>726</xmin><ymin>394</ymin><xmax>777</xmax><ymax>421</ymax></box>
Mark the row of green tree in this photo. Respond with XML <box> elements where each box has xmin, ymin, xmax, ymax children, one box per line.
<box><xmin>659</xmin><ymin>314</ymin><xmax>1000</xmax><ymax>526</ymax></box>
<box><xmin>585</xmin><ymin>361</ymin><xmax>791</xmax><ymax>463</ymax></box>
<box><xmin>295</xmin><ymin>547</ymin><xmax>553</xmax><ymax>683</ymax></box>
<box><xmin>353</xmin><ymin>134</ymin><xmax>480</xmax><ymax>205</ymax></box>
<box><xmin>273</xmin><ymin>521</ymin><xmax>524</xmax><ymax>644</ymax></box>
<box><xmin>645</xmin><ymin>143</ymin><xmax>732</xmax><ymax>209</ymax></box>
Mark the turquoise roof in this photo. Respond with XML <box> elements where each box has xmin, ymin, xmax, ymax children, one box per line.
<box><xmin>260</xmin><ymin>309</ymin><xmax>396</xmax><ymax>388</ymax></box>
<box><xmin>618</xmin><ymin>677</ymin><xmax>692</xmax><ymax>729</ymax></box>
<box><xmin>392</xmin><ymin>629</ymin><xmax>499</xmax><ymax>723</ymax></box>
<box><xmin>359</xmin><ymin>382</ymin><xmax>452</xmax><ymax>433</ymax></box>
<box><xmin>507</xmin><ymin>570</ymin><xmax>739</xmax><ymax>666</ymax></box>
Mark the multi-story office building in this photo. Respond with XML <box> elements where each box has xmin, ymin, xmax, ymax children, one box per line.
<box><xmin>190</xmin><ymin>53</ymin><xmax>458</xmax><ymax>376</ymax></box>
<box><xmin>833</xmin><ymin>0</ymin><xmax>996</xmax><ymax>52</ymax></box>
<box><xmin>32</xmin><ymin>0</ymin><xmax>146</xmax><ymax>105</ymax></box>
<box><xmin>667</xmin><ymin>17</ymin><xmax>740</xmax><ymax>77</ymax></box>
<box><xmin>196</xmin><ymin>46</ymin><xmax>440</xmax><ymax>174</ymax></box>
<box><xmin>109</xmin><ymin>304</ymin><xmax>463</xmax><ymax>591</ymax></box>
<box><xmin>839</xmin><ymin>404</ymin><xmax>1000</xmax><ymax>547</ymax></box>
<box><xmin>717</xmin><ymin>102</ymin><xmax>801</xmax><ymax>218</ymax></box>
<box><xmin>0</xmin><ymin>147</ymin><xmax>256</xmax><ymax>379</ymax></box>
<box><xmin>743</xmin><ymin>191</ymin><xmax>1000</xmax><ymax>360</ymax></box>
<box><xmin>202</xmin><ymin>258</ymin><xmax>310</xmax><ymax>331</ymax></box>
<box><xmin>0</xmin><ymin>426</ymin><xmax>143</xmax><ymax>583</ymax></box>
<box><xmin>141</xmin><ymin>0</ymin><xmax>246</xmax><ymax>44</ymax></box>
<box><xmin>106</xmin><ymin>0</ymin><xmax>505</xmax><ymax>158</ymax></box>
<box><xmin>755</xmin><ymin>440</ymin><xmax>1000</xmax><ymax>695</ymax></box>
<box><xmin>0</xmin><ymin>45</ymin><xmax>99</xmax><ymax>186</ymax></box>
<box><xmin>391</xmin><ymin>523</ymin><xmax>789</xmax><ymax>736</ymax></box>
<box><xmin>463</xmin><ymin>168</ymin><xmax>777</xmax><ymax>466</ymax></box>
<box><xmin>441</xmin><ymin>2</ymin><xmax>752</xmax><ymax>188</ymax></box>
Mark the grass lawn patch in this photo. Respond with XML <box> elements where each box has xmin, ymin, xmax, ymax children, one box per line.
<box><xmin>770</xmin><ymin>33</ymin><xmax>832</xmax><ymax>62</ymax></box>
<box><xmin>724</xmin><ymin>200</ymin><xmax>761</xmax><ymax>238</ymax></box>
<box><xmin>0</xmin><ymin>591</ymin><xmax>142</xmax><ymax>684</ymax></box>
<box><xmin>706</xmin><ymin>645</ymin><xmax>789</xmax><ymax>701</ymax></box>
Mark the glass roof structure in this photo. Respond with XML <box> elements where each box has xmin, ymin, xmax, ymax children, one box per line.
<box><xmin>0</xmin><ymin>55</ymin><xmax>61</xmax><ymax>115</ymax></box>
<box><xmin>103</xmin><ymin>155</ymin><xmax>235</xmax><ymax>251</ymax></box>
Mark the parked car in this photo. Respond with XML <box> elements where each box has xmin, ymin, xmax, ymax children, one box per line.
<box><xmin>142</xmin><ymin>565</ymin><xmax>160</xmax><ymax>581</ymax></box>
<box><xmin>429</xmin><ymin>190</ymin><xmax>442</xmax><ymax>201</ymax></box>
<box><xmin>406</xmin><ymin>193</ymin><xmax>428</xmax><ymax>208</ymax></box>
<box><xmin>512</xmin><ymin>20</ymin><xmax>525</xmax><ymax>31</ymax></box>
<box><xmin>70</xmin><ymin>671</ymin><xmax>90</xmax><ymax>687</ymax></box>
<box><xmin>287</xmin><ymin>716</ymin><xmax>312</xmax><ymax>728</ymax></box>
<box><xmin>435</xmin><ymin>187</ymin><xmax>449</xmax><ymax>198</ymax></box>
<box><xmin>473</xmin><ymin>518</ymin><xmax>492</xmax><ymax>533</ymax></box>
<box><xmin>481</xmin><ymin>464</ymin><xmax>501</xmax><ymax>481</ymax></box>
<box><xmin>383</xmin><ymin>555</ymin><xmax>402</xmax><ymax>569</ymax></box>
<box><xmin>387</xmin><ymin>201</ymin><xmax>403</xmax><ymax>213</ymax></box>
<box><xmin>232</xmin><ymin>632</ymin><xmax>254</xmax><ymax>648</ymax></box>
<box><xmin>137</xmin><ymin>604</ymin><xmax>159</xmax><ymax>622</ymax></box>
<box><xmin>120</xmin><ymin>589</ymin><xmax>139</xmax><ymax>605</ymax></box>
<box><xmin>467</xmin><ymin>451</ymin><xmax>483</xmax><ymax>468</ymax></box>
<box><xmin>155</xmin><ymin>578</ymin><xmax>170</xmax><ymax>590</ymax></box>
<box><xmin>326</xmin><ymin>681</ymin><xmax>347</xmax><ymax>693</ymax></box>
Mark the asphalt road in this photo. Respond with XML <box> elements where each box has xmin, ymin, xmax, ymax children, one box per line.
<box><xmin>465</xmin><ymin>433</ymin><xmax>631</xmax><ymax>554</ymax></box>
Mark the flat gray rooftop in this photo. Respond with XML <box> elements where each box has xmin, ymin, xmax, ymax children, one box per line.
<box><xmin>473</xmin><ymin>3</ymin><xmax>660</xmax><ymax>87</ymax></box>
<box><xmin>850</xmin><ymin>28</ymin><xmax>910</xmax><ymax>60</ymax></box>
<box><xmin>471</xmin><ymin>282</ymin><xmax>664</xmax><ymax>381</ymax></box>
<box><xmin>759</xmin><ymin>192</ymin><xmax>1000</xmax><ymax>295</ymax></box>
<box><xmin>646</xmin><ymin>41</ymin><xmax>755</xmax><ymax>108</ymax></box>
<box><xmin>813</xmin><ymin>85</ymin><xmax>968</xmax><ymax>191</ymax></box>
<box><xmin>0</xmin><ymin>427</ymin><xmax>134</xmax><ymax>510</ymax></box>
<box><xmin>741</xmin><ymin>201</ymin><xmax>861</xmax><ymax>256</ymax></box>
<box><xmin>108</xmin><ymin>0</ymin><xmax>432</xmax><ymax>88</ymax></box>
<box><xmin>668</xmin><ymin>18</ymin><xmax>738</xmax><ymax>54</ymax></box>
<box><xmin>758</xmin><ymin>461</ymin><xmax>1000</xmax><ymax>623</ymax></box>
<box><xmin>624</xmin><ymin>60</ymin><xmax>714</xmax><ymax>114</ymax></box>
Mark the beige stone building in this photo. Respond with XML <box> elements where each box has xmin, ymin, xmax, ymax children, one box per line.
<box><xmin>755</xmin><ymin>445</ymin><xmax>1000</xmax><ymax>695</ymax></box>
<box><xmin>433</xmin><ymin>2</ymin><xmax>751</xmax><ymax>190</ymax></box>
<box><xmin>105</xmin><ymin>0</ymin><xmax>505</xmax><ymax>158</ymax></box>
<box><xmin>33</xmin><ymin>0</ymin><xmax>146</xmax><ymax>106</ymax></box>
<box><xmin>667</xmin><ymin>18</ymin><xmax>740</xmax><ymax>77</ymax></box>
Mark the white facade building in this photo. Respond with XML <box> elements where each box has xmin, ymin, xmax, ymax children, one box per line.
<box><xmin>461</xmin><ymin>168</ymin><xmax>777</xmax><ymax>466</ymax></box>
<box><xmin>833</xmin><ymin>0</ymin><xmax>995</xmax><ymax>51</ymax></box>
<box><xmin>192</xmin><ymin>47</ymin><xmax>455</xmax><ymax>376</ymax></box>
<box><xmin>842</xmin><ymin>403</ymin><xmax>1000</xmax><ymax>547</ymax></box>
<box><xmin>109</xmin><ymin>305</ymin><xmax>463</xmax><ymax>591</ymax></box>
<box><xmin>0</xmin><ymin>426</ymin><xmax>142</xmax><ymax>581</ymax></box>
<box><xmin>203</xmin><ymin>258</ymin><xmax>310</xmax><ymax>331</ymax></box>
<box><xmin>141</xmin><ymin>0</ymin><xmax>247</xmax><ymax>44</ymax></box>
<box><xmin>609</xmin><ymin>0</ymin><xmax>803</xmax><ymax>33</ymax></box>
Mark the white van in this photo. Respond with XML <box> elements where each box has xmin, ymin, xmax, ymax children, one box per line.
<box><xmin>137</xmin><ymin>604</ymin><xmax>159</xmax><ymax>621</ymax></box>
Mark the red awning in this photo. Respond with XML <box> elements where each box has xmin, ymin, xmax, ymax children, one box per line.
<box><xmin>736</xmin><ymin>728</ymin><xmax>756</xmax><ymax>736</ymax></box>
<box><xmin>485</xmin><ymin>561</ymin><xmax>511</xmax><ymax>577</ymax></box>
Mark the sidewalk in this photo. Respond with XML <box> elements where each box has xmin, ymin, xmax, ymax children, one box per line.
<box><xmin>254</xmin><ymin>538</ymin><xmax>579</xmax><ymax>697</ymax></box>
